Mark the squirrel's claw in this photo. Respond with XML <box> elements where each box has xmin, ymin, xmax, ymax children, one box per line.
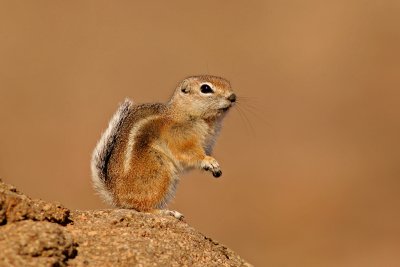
<box><xmin>213</xmin><ymin>170</ymin><xmax>222</xmax><ymax>178</ymax></box>
<box><xmin>201</xmin><ymin>156</ymin><xmax>222</xmax><ymax>178</ymax></box>
<box><xmin>154</xmin><ymin>209</ymin><xmax>185</xmax><ymax>220</ymax></box>
<box><xmin>164</xmin><ymin>210</ymin><xmax>185</xmax><ymax>220</ymax></box>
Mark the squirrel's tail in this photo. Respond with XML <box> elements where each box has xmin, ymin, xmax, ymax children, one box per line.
<box><xmin>90</xmin><ymin>98</ymin><xmax>133</xmax><ymax>206</ymax></box>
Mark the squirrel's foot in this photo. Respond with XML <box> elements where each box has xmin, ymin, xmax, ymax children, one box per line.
<box><xmin>153</xmin><ymin>209</ymin><xmax>185</xmax><ymax>220</ymax></box>
<box><xmin>201</xmin><ymin>156</ymin><xmax>222</xmax><ymax>178</ymax></box>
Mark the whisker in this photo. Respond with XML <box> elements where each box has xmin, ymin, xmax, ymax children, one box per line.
<box><xmin>235</xmin><ymin>105</ymin><xmax>256</xmax><ymax>136</ymax></box>
<box><xmin>236</xmin><ymin>97</ymin><xmax>263</xmax><ymax>108</ymax></box>
<box><xmin>237</xmin><ymin>101</ymin><xmax>259</xmax><ymax>112</ymax></box>
<box><xmin>234</xmin><ymin>105</ymin><xmax>251</xmax><ymax>136</ymax></box>
<box><xmin>236</xmin><ymin>102</ymin><xmax>271</xmax><ymax>127</ymax></box>
<box><xmin>237</xmin><ymin>96</ymin><xmax>261</xmax><ymax>102</ymax></box>
<box><xmin>237</xmin><ymin>101</ymin><xmax>259</xmax><ymax>114</ymax></box>
<box><xmin>234</xmin><ymin>105</ymin><xmax>249</xmax><ymax>132</ymax></box>
<box><xmin>236</xmin><ymin>94</ymin><xmax>256</xmax><ymax>99</ymax></box>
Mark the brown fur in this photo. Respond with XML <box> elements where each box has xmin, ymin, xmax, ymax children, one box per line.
<box><xmin>91</xmin><ymin>75</ymin><xmax>235</xmax><ymax>213</ymax></box>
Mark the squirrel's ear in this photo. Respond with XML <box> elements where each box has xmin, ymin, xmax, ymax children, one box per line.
<box><xmin>180</xmin><ymin>81</ymin><xmax>190</xmax><ymax>94</ymax></box>
<box><xmin>181</xmin><ymin>87</ymin><xmax>190</xmax><ymax>94</ymax></box>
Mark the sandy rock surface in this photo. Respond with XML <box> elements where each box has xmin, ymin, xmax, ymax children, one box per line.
<box><xmin>0</xmin><ymin>179</ymin><xmax>252</xmax><ymax>266</ymax></box>
<box><xmin>0</xmin><ymin>220</ymin><xmax>76</xmax><ymax>266</ymax></box>
<box><xmin>0</xmin><ymin>180</ymin><xmax>69</xmax><ymax>225</ymax></box>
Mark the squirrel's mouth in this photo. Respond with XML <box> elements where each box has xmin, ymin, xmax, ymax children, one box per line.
<box><xmin>221</xmin><ymin>102</ymin><xmax>235</xmax><ymax>112</ymax></box>
<box><xmin>220</xmin><ymin>105</ymin><xmax>232</xmax><ymax>112</ymax></box>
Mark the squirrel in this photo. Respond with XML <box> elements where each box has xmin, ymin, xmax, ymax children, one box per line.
<box><xmin>91</xmin><ymin>75</ymin><xmax>236</xmax><ymax>219</ymax></box>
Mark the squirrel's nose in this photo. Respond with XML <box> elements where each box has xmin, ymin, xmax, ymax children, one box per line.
<box><xmin>227</xmin><ymin>93</ymin><xmax>236</xmax><ymax>103</ymax></box>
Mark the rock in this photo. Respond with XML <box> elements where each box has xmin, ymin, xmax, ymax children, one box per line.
<box><xmin>0</xmin><ymin>179</ymin><xmax>70</xmax><ymax>225</ymax></box>
<box><xmin>0</xmin><ymin>178</ymin><xmax>252</xmax><ymax>266</ymax></box>
<box><xmin>0</xmin><ymin>221</ymin><xmax>77</xmax><ymax>267</ymax></box>
<box><xmin>67</xmin><ymin>210</ymin><xmax>251</xmax><ymax>267</ymax></box>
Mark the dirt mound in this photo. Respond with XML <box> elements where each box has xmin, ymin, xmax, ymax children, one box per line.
<box><xmin>0</xmin><ymin>179</ymin><xmax>252</xmax><ymax>266</ymax></box>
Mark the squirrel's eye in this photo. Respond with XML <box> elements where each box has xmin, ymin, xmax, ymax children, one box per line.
<box><xmin>200</xmin><ymin>84</ymin><xmax>214</xmax><ymax>94</ymax></box>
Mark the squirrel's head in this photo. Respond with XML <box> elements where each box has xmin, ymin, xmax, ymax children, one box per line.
<box><xmin>169</xmin><ymin>75</ymin><xmax>236</xmax><ymax>119</ymax></box>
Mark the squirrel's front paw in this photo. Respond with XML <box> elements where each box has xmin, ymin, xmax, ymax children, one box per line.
<box><xmin>201</xmin><ymin>156</ymin><xmax>222</xmax><ymax>178</ymax></box>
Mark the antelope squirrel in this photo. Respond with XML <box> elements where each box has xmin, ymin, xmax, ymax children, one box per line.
<box><xmin>91</xmin><ymin>75</ymin><xmax>236</xmax><ymax>219</ymax></box>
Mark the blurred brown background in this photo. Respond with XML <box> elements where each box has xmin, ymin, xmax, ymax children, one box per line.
<box><xmin>1</xmin><ymin>1</ymin><xmax>400</xmax><ymax>266</ymax></box>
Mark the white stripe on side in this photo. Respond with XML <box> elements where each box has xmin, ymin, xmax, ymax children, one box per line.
<box><xmin>123</xmin><ymin>115</ymin><xmax>160</xmax><ymax>173</ymax></box>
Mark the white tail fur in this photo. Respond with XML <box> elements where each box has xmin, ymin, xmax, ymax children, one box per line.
<box><xmin>90</xmin><ymin>99</ymin><xmax>133</xmax><ymax>205</ymax></box>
